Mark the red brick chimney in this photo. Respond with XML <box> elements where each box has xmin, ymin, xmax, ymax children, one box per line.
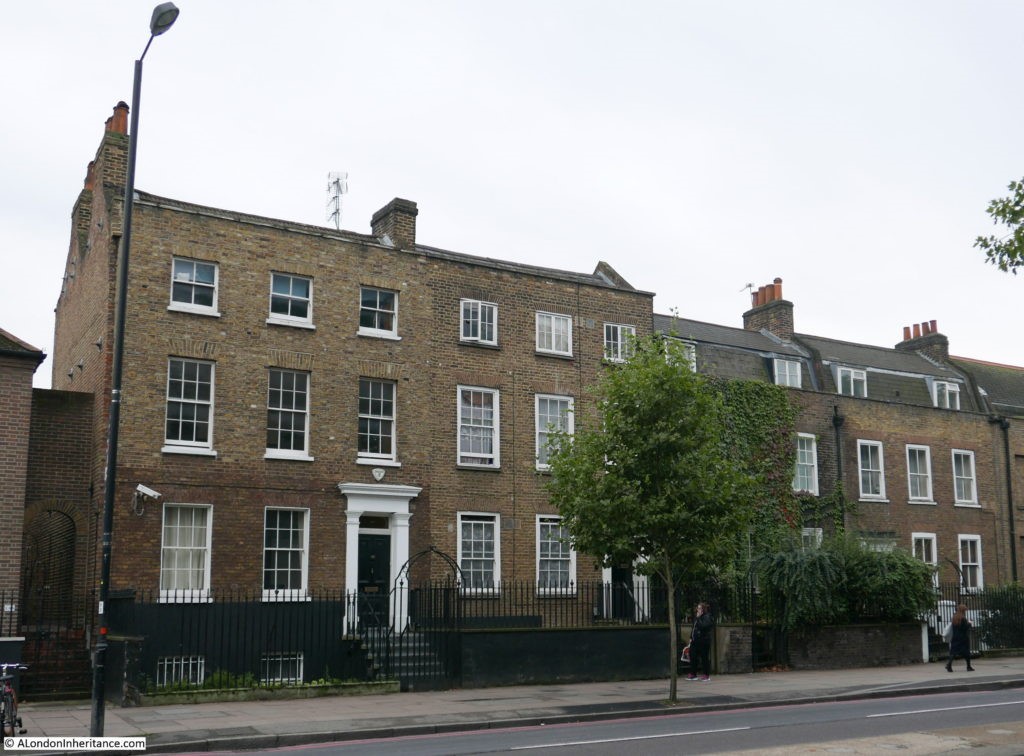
<box><xmin>371</xmin><ymin>198</ymin><xmax>418</xmax><ymax>249</ymax></box>
<box><xmin>896</xmin><ymin>320</ymin><xmax>948</xmax><ymax>362</ymax></box>
<box><xmin>742</xmin><ymin>277</ymin><xmax>794</xmax><ymax>339</ymax></box>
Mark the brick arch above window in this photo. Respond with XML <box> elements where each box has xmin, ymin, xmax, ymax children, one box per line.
<box><xmin>267</xmin><ymin>350</ymin><xmax>315</xmax><ymax>371</ymax></box>
<box><xmin>167</xmin><ymin>338</ymin><xmax>219</xmax><ymax>359</ymax></box>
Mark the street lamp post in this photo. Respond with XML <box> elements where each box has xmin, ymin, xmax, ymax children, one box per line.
<box><xmin>91</xmin><ymin>2</ymin><xmax>179</xmax><ymax>737</ymax></box>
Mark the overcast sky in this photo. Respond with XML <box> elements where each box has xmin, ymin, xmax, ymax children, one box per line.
<box><xmin>3</xmin><ymin>1</ymin><xmax>1022</xmax><ymax>389</ymax></box>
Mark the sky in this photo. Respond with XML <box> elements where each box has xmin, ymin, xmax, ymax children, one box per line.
<box><xmin>2</xmin><ymin>1</ymin><xmax>1022</xmax><ymax>389</ymax></box>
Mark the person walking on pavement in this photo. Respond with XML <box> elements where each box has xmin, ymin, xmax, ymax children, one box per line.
<box><xmin>945</xmin><ymin>603</ymin><xmax>975</xmax><ymax>672</ymax></box>
<box><xmin>686</xmin><ymin>602</ymin><xmax>715</xmax><ymax>681</ymax></box>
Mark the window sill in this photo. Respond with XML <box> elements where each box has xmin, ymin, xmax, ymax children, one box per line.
<box><xmin>954</xmin><ymin>502</ymin><xmax>982</xmax><ymax>509</ymax></box>
<box><xmin>262</xmin><ymin>591</ymin><xmax>313</xmax><ymax>602</ymax></box>
<box><xmin>908</xmin><ymin>499</ymin><xmax>937</xmax><ymax>506</ymax></box>
<box><xmin>264</xmin><ymin>451</ymin><xmax>315</xmax><ymax>461</ymax></box>
<box><xmin>357</xmin><ymin>458</ymin><xmax>401</xmax><ymax>467</ymax></box>
<box><xmin>457</xmin><ymin>463</ymin><xmax>502</xmax><ymax>472</ymax></box>
<box><xmin>858</xmin><ymin>497</ymin><xmax>890</xmax><ymax>504</ymax></box>
<box><xmin>357</xmin><ymin>328</ymin><xmax>401</xmax><ymax>341</ymax></box>
<box><xmin>460</xmin><ymin>340</ymin><xmax>500</xmax><ymax>349</ymax></box>
<box><xmin>168</xmin><ymin>303</ymin><xmax>221</xmax><ymax>317</ymax></box>
<box><xmin>792</xmin><ymin>488</ymin><xmax>819</xmax><ymax>496</ymax></box>
<box><xmin>535</xmin><ymin>350</ymin><xmax>573</xmax><ymax>360</ymax></box>
<box><xmin>266</xmin><ymin>318</ymin><xmax>316</xmax><ymax>330</ymax></box>
<box><xmin>162</xmin><ymin>445</ymin><xmax>218</xmax><ymax>458</ymax></box>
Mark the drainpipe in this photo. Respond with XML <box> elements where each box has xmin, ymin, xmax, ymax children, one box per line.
<box><xmin>990</xmin><ymin>416</ymin><xmax>1018</xmax><ymax>583</ymax></box>
<box><xmin>832</xmin><ymin>405</ymin><xmax>846</xmax><ymax>529</ymax></box>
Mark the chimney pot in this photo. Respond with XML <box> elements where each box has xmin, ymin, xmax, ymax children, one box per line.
<box><xmin>922</xmin><ymin>321</ymin><xmax>931</xmax><ymax>335</ymax></box>
<box><xmin>913</xmin><ymin>323</ymin><xmax>921</xmax><ymax>338</ymax></box>
<box><xmin>930</xmin><ymin>319</ymin><xmax>937</xmax><ymax>333</ymax></box>
<box><xmin>110</xmin><ymin>102</ymin><xmax>129</xmax><ymax>135</ymax></box>
<box><xmin>773</xmin><ymin>280</ymin><xmax>783</xmax><ymax>301</ymax></box>
<box><xmin>903</xmin><ymin>326</ymin><xmax>911</xmax><ymax>341</ymax></box>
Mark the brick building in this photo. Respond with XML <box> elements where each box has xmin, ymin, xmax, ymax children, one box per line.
<box><xmin>656</xmin><ymin>278</ymin><xmax>1022</xmax><ymax>586</ymax></box>
<box><xmin>50</xmin><ymin>104</ymin><xmax>653</xmax><ymax>626</ymax></box>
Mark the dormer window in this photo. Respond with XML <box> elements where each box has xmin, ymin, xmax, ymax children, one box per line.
<box><xmin>934</xmin><ymin>381</ymin><xmax>960</xmax><ymax>410</ymax></box>
<box><xmin>774</xmin><ymin>359</ymin><xmax>801</xmax><ymax>387</ymax></box>
<box><xmin>838</xmin><ymin>367</ymin><xmax>867</xmax><ymax>397</ymax></box>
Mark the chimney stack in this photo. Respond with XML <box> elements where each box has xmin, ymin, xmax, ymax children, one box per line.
<box><xmin>742</xmin><ymin>276</ymin><xmax>794</xmax><ymax>339</ymax></box>
<box><xmin>371</xmin><ymin>198</ymin><xmax>418</xmax><ymax>249</ymax></box>
<box><xmin>896</xmin><ymin>320</ymin><xmax>949</xmax><ymax>362</ymax></box>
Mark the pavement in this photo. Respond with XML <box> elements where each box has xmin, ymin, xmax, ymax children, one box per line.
<box><xmin>17</xmin><ymin>656</ymin><xmax>1024</xmax><ymax>754</ymax></box>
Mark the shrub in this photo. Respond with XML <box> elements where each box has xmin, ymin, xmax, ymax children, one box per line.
<box><xmin>978</xmin><ymin>584</ymin><xmax>1024</xmax><ymax>648</ymax></box>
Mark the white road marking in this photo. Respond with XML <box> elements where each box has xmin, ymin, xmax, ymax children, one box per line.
<box><xmin>867</xmin><ymin>700</ymin><xmax>1024</xmax><ymax>718</ymax></box>
<box><xmin>510</xmin><ymin>726</ymin><xmax>751</xmax><ymax>750</ymax></box>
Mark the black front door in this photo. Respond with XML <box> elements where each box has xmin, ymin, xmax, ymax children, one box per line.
<box><xmin>610</xmin><ymin>566</ymin><xmax>635</xmax><ymax>620</ymax></box>
<box><xmin>358</xmin><ymin>534</ymin><xmax>391</xmax><ymax>626</ymax></box>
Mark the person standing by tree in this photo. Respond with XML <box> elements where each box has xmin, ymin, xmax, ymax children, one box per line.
<box><xmin>686</xmin><ymin>602</ymin><xmax>715</xmax><ymax>681</ymax></box>
<box><xmin>946</xmin><ymin>603</ymin><xmax>975</xmax><ymax>672</ymax></box>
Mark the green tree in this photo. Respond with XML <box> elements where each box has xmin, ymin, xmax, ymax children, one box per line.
<box><xmin>545</xmin><ymin>336</ymin><xmax>756</xmax><ymax>702</ymax></box>
<box><xmin>975</xmin><ymin>178</ymin><xmax>1024</xmax><ymax>274</ymax></box>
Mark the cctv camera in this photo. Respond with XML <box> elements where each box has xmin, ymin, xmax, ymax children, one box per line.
<box><xmin>136</xmin><ymin>484</ymin><xmax>162</xmax><ymax>499</ymax></box>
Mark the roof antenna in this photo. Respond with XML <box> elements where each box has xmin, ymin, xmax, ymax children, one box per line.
<box><xmin>326</xmin><ymin>171</ymin><xmax>348</xmax><ymax>230</ymax></box>
<box><xmin>739</xmin><ymin>283</ymin><xmax>754</xmax><ymax>294</ymax></box>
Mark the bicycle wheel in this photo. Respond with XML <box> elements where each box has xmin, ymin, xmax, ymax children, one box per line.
<box><xmin>0</xmin><ymin>692</ymin><xmax>12</xmax><ymax>737</ymax></box>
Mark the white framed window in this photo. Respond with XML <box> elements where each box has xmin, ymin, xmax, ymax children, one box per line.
<box><xmin>260</xmin><ymin>652</ymin><xmax>304</xmax><ymax>684</ymax></box>
<box><xmin>861</xmin><ymin>533</ymin><xmax>896</xmax><ymax>552</ymax></box>
<box><xmin>665</xmin><ymin>338</ymin><xmax>697</xmax><ymax>372</ymax></box>
<box><xmin>774</xmin><ymin>359</ymin><xmax>801</xmax><ymax>388</ymax></box>
<box><xmin>912</xmin><ymin>532</ymin><xmax>938</xmax><ymax>587</ymax></box>
<box><xmin>535</xmin><ymin>394</ymin><xmax>574</xmax><ymax>470</ymax></box>
<box><xmin>793</xmin><ymin>433</ymin><xmax>818</xmax><ymax>494</ymax></box>
<box><xmin>458</xmin><ymin>512</ymin><xmax>500</xmax><ymax>592</ymax></box>
<box><xmin>268</xmin><ymin>272</ymin><xmax>313</xmax><ymax>328</ymax></box>
<box><xmin>358</xmin><ymin>378</ymin><xmax>396</xmax><ymax>462</ymax></box>
<box><xmin>801</xmin><ymin>527</ymin><xmax>823</xmax><ymax>550</ymax></box>
<box><xmin>458</xmin><ymin>386</ymin><xmax>499</xmax><ymax>467</ymax></box>
<box><xmin>958</xmin><ymin>534</ymin><xmax>983</xmax><ymax>590</ymax></box>
<box><xmin>461</xmin><ymin>299</ymin><xmax>498</xmax><ymax>345</ymax></box>
<box><xmin>537</xmin><ymin>515</ymin><xmax>575</xmax><ymax>592</ymax></box>
<box><xmin>838</xmin><ymin>367</ymin><xmax>867</xmax><ymax>397</ymax></box>
<box><xmin>952</xmin><ymin>449</ymin><xmax>978</xmax><ymax>505</ymax></box>
<box><xmin>934</xmin><ymin>381</ymin><xmax>960</xmax><ymax>410</ymax></box>
<box><xmin>603</xmin><ymin>323</ymin><xmax>636</xmax><ymax>363</ymax></box>
<box><xmin>169</xmin><ymin>257</ymin><xmax>219</xmax><ymax>316</ymax></box>
<box><xmin>263</xmin><ymin>508</ymin><xmax>309</xmax><ymax>601</ymax></box>
<box><xmin>536</xmin><ymin>311</ymin><xmax>572</xmax><ymax>356</ymax></box>
<box><xmin>160</xmin><ymin>504</ymin><xmax>212</xmax><ymax>602</ymax></box>
<box><xmin>164</xmin><ymin>358</ymin><xmax>215</xmax><ymax>455</ymax></box>
<box><xmin>857</xmin><ymin>440</ymin><xmax>886</xmax><ymax>500</ymax></box>
<box><xmin>156</xmin><ymin>655</ymin><xmax>206</xmax><ymax>687</ymax></box>
<box><xmin>266</xmin><ymin>369</ymin><xmax>311</xmax><ymax>460</ymax></box>
<box><xmin>358</xmin><ymin>286</ymin><xmax>398</xmax><ymax>338</ymax></box>
<box><xmin>906</xmin><ymin>445</ymin><xmax>933</xmax><ymax>502</ymax></box>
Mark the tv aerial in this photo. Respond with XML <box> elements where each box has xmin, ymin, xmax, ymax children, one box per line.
<box><xmin>326</xmin><ymin>171</ymin><xmax>348</xmax><ymax>230</ymax></box>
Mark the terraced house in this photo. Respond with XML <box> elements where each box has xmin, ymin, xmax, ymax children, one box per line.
<box><xmin>657</xmin><ymin>278</ymin><xmax>1023</xmax><ymax>586</ymax></box>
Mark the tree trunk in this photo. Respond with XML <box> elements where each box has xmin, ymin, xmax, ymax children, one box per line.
<box><xmin>665</xmin><ymin>559</ymin><xmax>678</xmax><ymax>703</ymax></box>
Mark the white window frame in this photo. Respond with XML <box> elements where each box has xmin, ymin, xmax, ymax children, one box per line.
<box><xmin>460</xmin><ymin>299</ymin><xmax>498</xmax><ymax>346</ymax></box>
<box><xmin>801</xmin><ymin>527</ymin><xmax>823</xmax><ymax>550</ymax></box>
<box><xmin>665</xmin><ymin>338</ymin><xmax>697</xmax><ymax>372</ymax></box>
<box><xmin>262</xmin><ymin>507</ymin><xmax>310</xmax><ymax>602</ymax></box>
<box><xmin>358</xmin><ymin>286</ymin><xmax>399</xmax><ymax>339</ymax></box>
<box><xmin>267</xmin><ymin>272</ymin><xmax>313</xmax><ymax>329</ymax></box>
<box><xmin>457</xmin><ymin>512</ymin><xmax>500</xmax><ymax>593</ymax></box>
<box><xmin>260</xmin><ymin>652</ymin><xmax>304</xmax><ymax>684</ymax></box>
<box><xmin>958</xmin><ymin>534</ymin><xmax>983</xmax><ymax>591</ymax></box>
<box><xmin>905</xmin><ymin>444</ymin><xmax>933</xmax><ymax>503</ymax></box>
<box><xmin>536</xmin><ymin>311</ymin><xmax>572</xmax><ymax>357</ymax></box>
<box><xmin>793</xmin><ymin>433</ymin><xmax>818</xmax><ymax>494</ymax></box>
<box><xmin>774</xmin><ymin>359</ymin><xmax>801</xmax><ymax>388</ymax></box>
<box><xmin>156</xmin><ymin>655</ymin><xmax>206</xmax><ymax>687</ymax></box>
<box><xmin>159</xmin><ymin>503</ymin><xmax>212</xmax><ymax>603</ymax></box>
<box><xmin>457</xmin><ymin>386</ymin><xmax>500</xmax><ymax>468</ymax></box>
<box><xmin>838</xmin><ymin>367</ymin><xmax>867</xmax><ymax>397</ymax></box>
<box><xmin>163</xmin><ymin>358</ymin><xmax>216</xmax><ymax>456</ymax></box>
<box><xmin>535</xmin><ymin>394</ymin><xmax>574</xmax><ymax>471</ymax></box>
<box><xmin>537</xmin><ymin>515</ymin><xmax>576</xmax><ymax>593</ymax></box>
<box><xmin>169</xmin><ymin>257</ymin><xmax>220</xmax><ymax>316</ymax></box>
<box><xmin>857</xmin><ymin>440</ymin><xmax>886</xmax><ymax>500</ymax></box>
<box><xmin>952</xmin><ymin>449</ymin><xmax>979</xmax><ymax>506</ymax></box>
<box><xmin>933</xmin><ymin>381</ymin><xmax>960</xmax><ymax>410</ymax></box>
<box><xmin>603</xmin><ymin>323</ymin><xmax>636</xmax><ymax>363</ymax></box>
<box><xmin>358</xmin><ymin>378</ymin><xmax>397</xmax><ymax>463</ymax></box>
<box><xmin>912</xmin><ymin>532</ymin><xmax>939</xmax><ymax>588</ymax></box>
<box><xmin>265</xmin><ymin>369</ymin><xmax>312</xmax><ymax>461</ymax></box>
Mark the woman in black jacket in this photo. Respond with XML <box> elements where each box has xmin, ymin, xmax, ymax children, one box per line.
<box><xmin>946</xmin><ymin>603</ymin><xmax>975</xmax><ymax>672</ymax></box>
<box><xmin>686</xmin><ymin>602</ymin><xmax>715</xmax><ymax>681</ymax></box>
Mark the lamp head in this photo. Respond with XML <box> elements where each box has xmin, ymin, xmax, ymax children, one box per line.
<box><xmin>150</xmin><ymin>2</ymin><xmax>179</xmax><ymax>36</ymax></box>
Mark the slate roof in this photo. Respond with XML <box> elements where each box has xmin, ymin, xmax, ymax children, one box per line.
<box><xmin>0</xmin><ymin>327</ymin><xmax>43</xmax><ymax>356</ymax></box>
<box><xmin>794</xmin><ymin>333</ymin><xmax>963</xmax><ymax>380</ymax></box>
<box><xmin>950</xmin><ymin>356</ymin><xmax>1024</xmax><ymax>416</ymax></box>
<box><xmin>653</xmin><ymin>314</ymin><xmax>806</xmax><ymax>357</ymax></box>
